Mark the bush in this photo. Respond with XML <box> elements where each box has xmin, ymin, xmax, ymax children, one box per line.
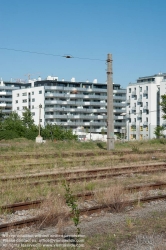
<box><xmin>24</xmin><ymin>130</ymin><xmax>38</xmax><ymax>140</ymax></box>
<box><xmin>0</xmin><ymin>130</ymin><xmax>20</xmax><ymax>140</ymax></box>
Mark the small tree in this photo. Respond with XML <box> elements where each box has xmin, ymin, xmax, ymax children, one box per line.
<box><xmin>160</xmin><ymin>94</ymin><xmax>166</xmax><ymax>120</ymax></box>
<box><xmin>22</xmin><ymin>108</ymin><xmax>35</xmax><ymax>129</ymax></box>
<box><xmin>154</xmin><ymin>125</ymin><xmax>165</xmax><ymax>138</ymax></box>
<box><xmin>3</xmin><ymin>111</ymin><xmax>25</xmax><ymax>137</ymax></box>
<box><xmin>0</xmin><ymin>109</ymin><xmax>5</xmax><ymax>130</ymax></box>
<box><xmin>101</xmin><ymin>128</ymin><xmax>106</xmax><ymax>140</ymax></box>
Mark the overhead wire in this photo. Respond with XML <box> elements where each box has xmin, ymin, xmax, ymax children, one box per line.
<box><xmin>0</xmin><ymin>47</ymin><xmax>105</xmax><ymax>62</ymax></box>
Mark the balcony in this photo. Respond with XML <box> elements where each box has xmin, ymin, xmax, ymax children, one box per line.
<box><xmin>131</xmin><ymin>106</ymin><xmax>136</xmax><ymax>111</ymax></box>
<box><xmin>131</xmin><ymin>121</ymin><xmax>136</xmax><ymax>126</ymax></box>
<box><xmin>144</xmin><ymin>90</ymin><xmax>148</xmax><ymax>95</ymax></box>
<box><xmin>137</xmin><ymin>97</ymin><xmax>142</xmax><ymax>103</ymax></box>
<box><xmin>143</xmin><ymin>121</ymin><xmax>148</xmax><ymax>126</ymax></box>
<box><xmin>143</xmin><ymin>105</ymin><xmax>148</xmax><ymax>110</ymax></box>
<box><xmin>137</xmin><ymin>112</ymin><xmax>142</xmax><ymax>118</ymax></box>
<box><xmin>0</xmin><ymin>103</ymin><xmax>6</xmax><ymax>107</ymax></box>
<box><xmin>0</xmin><ymin>91</ymin><xmax>7</xmax><ymax>95</ymax></box>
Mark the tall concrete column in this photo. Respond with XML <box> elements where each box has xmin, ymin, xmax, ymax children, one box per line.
<box><xmin>107</xmin><ymin>54</ymin><xmax>114</xmax><ymax>150</ymax></box>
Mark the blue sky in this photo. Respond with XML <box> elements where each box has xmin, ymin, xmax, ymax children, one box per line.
<box><xmin>0</xmin><ymin>0</ymin><xmax>166</xmax><ymax>88</ymax></box>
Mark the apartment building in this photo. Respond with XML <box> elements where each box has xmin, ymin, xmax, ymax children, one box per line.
<box><xmin>12</xmin><ymin>76</ymin><xmax>126</xmax><ymax>140</ymax></box>
<box><xmin>0</xmin><ymin>80</ymin><xmax>30</xmax><ymax>117</ymax></box>
<box><xmin>126</xmin><ymin>73</ymin><xmax>166</xmax><ymax>140</ymax></box>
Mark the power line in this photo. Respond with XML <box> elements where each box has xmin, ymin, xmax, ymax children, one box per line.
<box><xmin>0</xmin><ymin>47</ymin><xmax>105</xmax><ymax>62</ymax></box>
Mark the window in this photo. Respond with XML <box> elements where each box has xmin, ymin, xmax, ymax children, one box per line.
<box><xmin>32</xmin><ymin>98</ymin><xmax>35</xmax><ymax>102</ymax></box>
<box><xmin>17</xmin><ymin>93</ymin><xmax>19</xmax><ymax>97</ymax></box>
<box><xmin>17</xmin><ymin>107</ymin><xmax>19</xmax><ymax>110</ymax></box>
<box><xmin>22</xmin><ymin>106</ymin><xmax>27</xmax><ymax>109</ymax></box>
<box><xmin>140</xmin><ymin>134</ymin><xmax>143</xmax><ymax>140</ymax></box>
<box><xmin>32</xmin><ymin>92</ymin><xmax>34</xmax><ymax>95</ymax></box>
<box><xmin>22</xmin><ymin>99</ymin><xmax>27</xmax><ymax>103</ymax></box>
<box><xmin>131</xmin><ymin>125</ymin><xmax>136</xmax><ymax>131</ymax></box>
<box><xmin>15</xmin><ymin>100</ymin><xmax>18</xmax><ymax>104</ymax></box>
<box><xmin>22</xmin><ymin>92</ymin><xmax>27</xmax><ymax>96</ymax></box>
<box><xmin>146</xmin><ymin>127</ymin><xmax>148</xmax><ymax>131</ymax></box>
<box><xmin>39</xmin><ymin>90</ymin><xmax>42</xmax><ymax>94</ymax></box>
<box><xmin>140</xmin><ymin>126</ymin><xmax>143</xmax><ymax>131</ymax></box>
<box><xmin>140</xmin><ymin>87</ymin><xmax>142</xmax><ymax>92</ymax></box>
<box><xmin>32</xmin><ymin>105</ymin><xmax>34</xmax><ymax>109</ymax></box>
<box><xmin>129</xmin><ymin>88</ymin><xmax>131</xmax><ymax>93</ymax></box>
<box><xmin>32</xmin><ymin>112</ymin><xmax>35</xmax><ymax>116</ymax></box>
<box><xmin>40</xmin><ymin>119</ymin><xmax>42</xmax><ymax>122</ymax></box>
<box><xmin>133</xmin><ymin>134</ymin><xmax>136</xmax><ymax>139</ymax></box>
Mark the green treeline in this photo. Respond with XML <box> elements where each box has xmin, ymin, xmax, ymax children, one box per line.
<box><xmin>0</xmin><ymin>108</ymin><xmax>77</xmax><ymax>141</ymax></box>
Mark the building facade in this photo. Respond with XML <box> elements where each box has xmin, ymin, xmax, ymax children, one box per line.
<box><xmin>12</xmin><ymin>77</ymin><xmax>126</xmax><ymax>140</ymax></box>
<box><xmin>126</xmin><ymin>73</ymin><xmax>166</xmax><ymax>140</ymax></box>
<box><xmin>0</xmin><ymin>80</ymin><xmax>30</xmax><ymax>117</ymax></box>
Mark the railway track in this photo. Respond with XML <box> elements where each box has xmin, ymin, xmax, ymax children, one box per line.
<box><xmin>0</xmin><ymin>149</ymin><xmax>165</xmax><ymax>161</ymax></box>
<box><xmin>0</xmin><ymin>154</ymin><xmax>166</xmax><ymax>171</ymax></box>
<box><xmin>1</xmin><ymin>181</ymin><xmax>166</xmax><ymax>213</ymax></box>
<box><xmin>1</xmin><ymin>193</ymin><xmax>166</xmax><ymax>232</ymax></box>
<box><xmin>1</xmin><ymin>162</ymin><xmax>166</xmax><ymax>183</ymax></box>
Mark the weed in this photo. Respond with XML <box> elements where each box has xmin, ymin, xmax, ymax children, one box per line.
<box><xmin>125</xmin><ymin>217</ymin><xmax>134</xmax><ymax>229</ymax></box>
<box><xmin>131</xmin><ymin>145</ymin><xmax>140</xmax><ymax>153</ymax></box>
<box><xmin>85</xmin><ymin>182</ymin><xmax>96</xmax><ymax>191</ymax></box>
<box><xmin>94</xmin><ymin>185</ymin><xmax>127</xmax><ymax>212</ymax></box>
<box><xmin>62</xmin><ymin>181</ymin><xmax>81</xmax><ymax>249</ymax></box>
<box><xmin>37</xmin><ymin>194</ymin><xmax>70</xmax><ymax>230</ymax></box>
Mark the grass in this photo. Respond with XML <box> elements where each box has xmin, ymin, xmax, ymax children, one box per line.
<box><xmin>37</xmin><ymin>194</ymin><xmax>70</xmax><ymax>230</ymax></box>
<box><xmin>94</xmin><ymin>184</ymin><xmax>128</xmax><ymax>212</ymax></box>
<box><xmin>0</xmin><ymin>150</ymin><xmax>166</xmax><ymax>177</ymax></box>
<box><xmin>0</xmin><ymin>138</ymin><xmax>166</xmax><ymax>155</ymax></box>
<box><xmin>2</xmin><ymin>169</ymin><xmax>166</xmax><ymax>208</ymax></box>
<box><xmin>1</xmin><ymin>139</ymin><xmax>166</xmax><ymax>249</ymax></box>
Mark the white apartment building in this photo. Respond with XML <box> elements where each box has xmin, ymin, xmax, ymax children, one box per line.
<box><xmin>126</xmin><ymin>73</ymin><xmax>166</xmax><ymax>140</ymax></box>
<box><xmin>12</xmin><ymin>76</ymin><xmax>126</xmax><ymax>140</ymax></box>
<box><xmin>0</xmin><ymin>80</ymin><xmax>30</xmax><ymax>117</ymax></box>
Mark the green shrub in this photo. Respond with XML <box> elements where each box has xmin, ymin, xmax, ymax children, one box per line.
<box><xmin>0</xmin><ymin>130</ymin><xmax>19</xmax><ymax>140</ymax></box>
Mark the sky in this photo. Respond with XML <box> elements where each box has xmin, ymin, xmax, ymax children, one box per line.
<box><xmin>0</xmin><ymin>0</ymin><xmax>166</xmax><ymax>88</ymax></box>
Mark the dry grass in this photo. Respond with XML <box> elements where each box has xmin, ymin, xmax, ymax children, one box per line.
<box><xmin>2</xmin><ymin>169</ymin><xmax>166</xmax><ymax>209</ymax></box>
<box><xmin>94</xmin><ymin>184</ymin><xmax>128</xmax><ymax>212</ymax></box>
<box><xmin>37</xmin><ymin>194</ymin><xmax>70</xmax><ymax>232</ymax></box>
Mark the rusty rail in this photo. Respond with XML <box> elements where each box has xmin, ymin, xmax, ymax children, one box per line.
<box><xmin>1</xmin><ymin>193</ymin><xmax>166</xmax><ymax>232</ymax></box>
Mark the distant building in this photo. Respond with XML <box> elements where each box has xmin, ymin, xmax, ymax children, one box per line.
<box><xmin>0</xmin><ymin>80</ymin><xmax>30</xmax><ymax>117</ymax></box>
<box><xmin>126</xmin><ymin>73</ymin><xmax>166</xmax><ymax>140</ymax></box>
<box><xmin>12</xmin><ymin>76</ymin><xmax>126</xmax><ymax>140</ymax></box>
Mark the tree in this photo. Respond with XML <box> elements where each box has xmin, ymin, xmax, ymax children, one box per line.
<box><xmin>22</xmin><ymin>108</ymin><xmax>35</xmax><ymax>129</ymax></box>
<box><xmin>160</xmin><ymin>94</ymin><xmax>166</xmax><ymax>120</ymax></box>
<box><xmin>2</xmin><ymin>111</ymin><xmax>25</xmax><ymax>137</ymax></box>
<box><xmin>153</xmin><ymin>125</ymin><xmax>165</xmax><ymax>138</ymax></box>
<box><xmin>41</xmin><ymin>123</ymin><xmax>77</xmax><ymax>141</ymax></box>
<box><xmin>101</xmin><ymin>128</ymin><xmax>106</xmax><ymax>139</ymax></box>
<box><xmin>0</xmin><ymin>109</ymin><xmax>5</xmax><ymax>130</ymax></box>
<box><xmin>0</xmin><ymin>109</ymin><xmax>4</xmax><ymax>122</ymax></box>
